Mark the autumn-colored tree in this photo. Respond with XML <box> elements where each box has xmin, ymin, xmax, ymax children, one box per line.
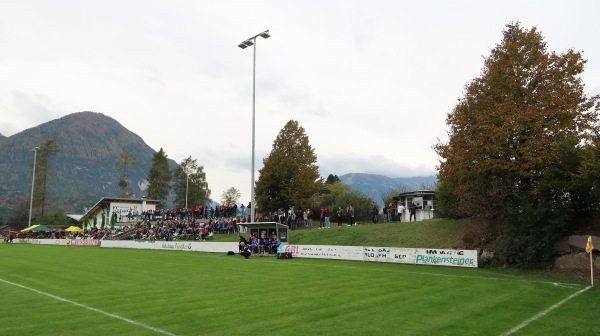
<box><xmin>255</xmin><ymin>120</ymin><xmax>321</xmax><ymax>211</ymax></box>
<box><xmin>33</xmin><ymin>139</ymin><xmax>60</xmax><ymax>221</ymax></box>
<box><xmin>221</xmin><ymin>187</ymin><xmax>241</xmax><ymax>206</ymax></box>
<box><xmin>146</xmin><ymin>148</ymin><xmax>171</xmax><ymax>208</ymax></box>
<box><xmin>434</xmin><ymin>22</ymin><xmax>599</xmax><ymax>267</ymax></box>
<box><xmin>173</xmin><ymin>156</ymin><xmax>211</xmax><ymax>209</ymax></box>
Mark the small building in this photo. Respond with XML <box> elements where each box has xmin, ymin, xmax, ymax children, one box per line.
<box><xmin>237</xmin><ymin>222</ymin><xmax>289</xmax><ymax>243</ymax></box>
<box><xmin>393</xmin><ymin>190</ymin><xmax>437</xmax><ymax>221</ymax></box>
<box><xmin>75</xmin><ymin>197</ymin><xmax>161</xmax><ymax>229</ymax></box>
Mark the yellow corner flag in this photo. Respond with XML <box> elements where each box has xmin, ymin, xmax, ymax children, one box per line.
<box><xmin>586</xmin><ymin>236</ymin><xmax>594</xmax><ymax>253</ymax></box>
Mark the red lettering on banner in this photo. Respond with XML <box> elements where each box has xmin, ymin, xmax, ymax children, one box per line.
<box><xmin>284</xmin><ymin>245</ymin><xmax>299</xmax><ymax>254</ymax></box>
<box><xmin>70</xmin><ymin>239</ymin><xmax>100</xmax><ymax>246</ymax></box>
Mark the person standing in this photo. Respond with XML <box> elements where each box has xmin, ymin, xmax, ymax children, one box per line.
<box><xmin>349</xmin><ymin>205</ymin><xmax>355</xmax><ymax>226</ymax></box>
<box><xmin>296</xmin><ymin>208</ymin><xmax>303</xmax><ymax>229</ymax></box>
<box><xmin>371</xmin><ymin>201</ymin><xmax>379</xmax><ymax>224</ymax></box>
<box><xmin>337</xmin><ymin>207</ymin><xmax>343</xmax><ymax>227</ymax></box>
<box><xmin>303</xmin><ymin>209</ymin><xmax>309</xmax><ymax>228</ymax></box>
<box><xmin>409</xmin><ymin>202</ymin><xmax>417</xmax><ymax>222</ymax></box>
<box><xmin>324</xmin><ymin>207</ymin><xmax>331</xmax><ymax>228</ymax></box>
<box><xmin>397</xmin><ymin>203</ymin><xmax>405</xmax><ymax>222</ymax></box>
<box><xmin>346</xmin><ymin>206</ymin><xmax>351</xmax><ymax>226</ymax></box>
<box><xmin>319</xmin><ymin>207</ymin><xmax>325</xmax><ymax>229</ymax></box>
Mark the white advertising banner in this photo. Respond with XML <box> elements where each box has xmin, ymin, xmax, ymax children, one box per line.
<box><xmin>14</xmin><ymin>238</ymin><xmax>68</xmax><ymax>246</ymax></box>
<box><xmin>284</xmin><ymin>244</ymin><xmax>363</xmax><ymax>260</ymax></box>
<box><xmin>69</xmin><ymin>239</ymin><xmax>101</xmax><ymax>247</ymax></box>
<box><xmin>100</xmin><ymin>240</ymin><xmax>238</xmax><ymax>253</ymax></box>
<box><xmin>13</xmin><ymin>238</ymin><xmax>477</xmax><ymax>268</ymax></box>
<box><xmin>414</xmin><ymin>248</ymin><xmax>478</xmax><ymax>268</ymax></box>
<box><xmin>284</xmin><ymin>245</ymin><xmax>477</xmax><ymax>268</ymax></box>
<box><xmin>363</xmin><ymin>246</ymin><xmax>416</xmax><ymax>264</ymax></box>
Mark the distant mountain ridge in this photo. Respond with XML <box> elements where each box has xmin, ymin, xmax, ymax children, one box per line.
<box><xmin>340</xmin><ymin>173</ymin><xmax>437</xmax><ymax>206</ymax></box>
<box><xmin>0</xmin><ymin>111</ymin><xmax>176</xmax><ymax>219</ymax></box>
<box><xmin>0</xmin><ymin>112</ymin><xmax>436</xmax><ymax>221</ymax></box>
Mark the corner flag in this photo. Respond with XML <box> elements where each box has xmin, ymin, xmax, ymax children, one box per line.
<box><xmin>586</xmin><ymin>236</ymin><xmax>594</xmax><ymax>253</ymax></box>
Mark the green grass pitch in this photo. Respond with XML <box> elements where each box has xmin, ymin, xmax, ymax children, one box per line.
<box><xmin>1</xmin><ymin>244</ymin><xmax>598</xmax><ymax>335</ymax></box>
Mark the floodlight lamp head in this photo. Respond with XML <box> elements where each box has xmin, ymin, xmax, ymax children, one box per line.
<box><xmin>259</xmin><ymin>30</ymin><xmax>270</xmax><ymax>39</ymax></box>
<box><xmin>243</xmin><ymin>40</ymin><xmax>254</xmax><ymax>47</ymax></box>
<box><xmin>238</xmin><ymin>43</ymin><xmax>248</xmax><ymax>49</ymax></box>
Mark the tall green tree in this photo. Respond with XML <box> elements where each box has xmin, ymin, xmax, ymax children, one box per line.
<box><xmin>33</xmin><ymin>139</ymin><xmax>60</xmax><ymax>221</ymax></box>
<box><xmin>115</xmin><ymin>151</ymin><xmax>136</xmax><ymax>198</ymax></box>
<box><xmin>434</xmin><ymin>22</ymin><xmax>599</xmax><ymax>267</ymax></box>
<box><xmin>146</xmin><ymin>148</ymin><xmax>171</xmax><ymax>208</ymax></box>
<box><xmin>325</xmin><ymin>174</ymin><xmax>340</xmax><ymax>184</ymax></box>
<box><xmin>255</xmin><ymin>120</ymin><xmax>321</xmax><ymax>211</ymax></box>
<box><xmin>173</xmin><ymin>156</ymin><xmax>211</xmax><ymax>209</ymax></box>
<box><xmin>42</xmin><ymin>208</ymin><xmax>70</xmax><ymax>226</ymax></box>
<box><xmin>221</xmin><ymin>187</ymin><xmax>241</xmax><ymax>206</ymax></box>
<box><xmin>8</xmin><ymin>196</ymin><xmax>30</xmax><ymax>230</ymax></box>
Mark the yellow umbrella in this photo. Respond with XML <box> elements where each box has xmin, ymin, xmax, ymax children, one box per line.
<box><xmin>21</xmin><ymin>224</ymin><xmax>40</xmax><ymax>232</ymax></box>
<box><xmin>65</xmin><ymin>226</ymin><xmax>84</xmax><ymax>232</ymax></box>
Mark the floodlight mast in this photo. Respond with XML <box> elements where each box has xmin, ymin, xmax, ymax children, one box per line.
<box><xmin>28</xmin><ymin>147</ymin><xmax>40</xmax><ymax>227</ymax></box>
<box><xmin>238</xmin><ymin>29</ymin><xmax>270</xmax><ymax>223</ymax></box>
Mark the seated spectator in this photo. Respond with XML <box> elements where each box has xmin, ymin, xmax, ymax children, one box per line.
<box><xmin>258</xmin><ymin>237</ymin><xmax>266</xmax><ymax>255</ymax></box>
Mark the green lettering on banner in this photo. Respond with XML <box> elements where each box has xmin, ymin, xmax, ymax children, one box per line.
<box><xmin>415</xmin><ymin>254</ymin><xmax>475</xmax><ymax>266</ymax></box>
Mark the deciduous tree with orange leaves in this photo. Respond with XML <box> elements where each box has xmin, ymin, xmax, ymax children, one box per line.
<box><xmin>435</xmin><ymin>22</ymin><xmax>600</xmax><ymax>267</ymax></box>
<box><xmin>255</xmin><ymin>120</ymin><xmax>321</xmax><ymax>212</ymax></box>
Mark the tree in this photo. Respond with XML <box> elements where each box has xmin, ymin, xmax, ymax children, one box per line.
<box><xmin>434</xmin><ymin>22</ymin><xmax>599</xmax><ymax>267</ymax></box>
<box><xmin>115</xmin><ymin>151</ymin><xmax>136</xmax><ymax>198</ymax></box>
<box><xmin>255</xmin><ymin>120</ymin><xmax>321</xmax><ymax>211</ymax></box>
<box><xmin>33</xmin><ymin>139</ymin><xmax>60</xmax><ymax>221</ymax></box>
<box><xmin>221</xmin><ymin>187</ymin><xmax>241</xmax><ymax>206</ymax></box>
<box><xmin>318</xmin><ymin>181</ymin><xmax>351</xmax><ymax>208</ymax></box>
<box><xmin>7</xmin><ymin>196</ymin><xmax>30</xmax><ymax>230</ymax></box>
<box><xmin>325</xmin><ymin>174</ymin><xmax>340</xmax><ymax>184</ymax></box>
<box><xmin>314</xmin><ymin>181</ymin><xmax>372</xmax><ymax>221</ymax></box>
<box><xmin>146</xmin><ymin>148</ymin><xmax>171</xmax><ymax>208</ymax></box>
<box><xmin>173</xmin><ymin>156</ymin><xmax>211</xmax><ymax>209</ymax></box>
<box><xmin>42</xmin><ymin>208</ymin><xmax>70</xmax><ymax>226</ymax></box>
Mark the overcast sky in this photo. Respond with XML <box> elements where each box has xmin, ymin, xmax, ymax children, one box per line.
<box><xmin>1</xmin><ymin>0</ymin><xmax>599</xmax><ymax>204</ymax></box>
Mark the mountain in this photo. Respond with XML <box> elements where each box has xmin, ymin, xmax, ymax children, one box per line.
<box><xmin>0</xmin><ymin>133</ymin><xmax>5</xmax><ymax>140</ymax></box>
<box><xmin>0</xmin><ymin>111</ymin><xmax>176</xmax><ymax>219</ymax></box>
<box><xmin>340</xmin><ymin>173</ymin><xmax>437</xmax><ymax>206</ymax></box>
<box><xmin>0</xmin><ymin>112</ymin><xmax>436</xmax><ymax>221</ymax></box>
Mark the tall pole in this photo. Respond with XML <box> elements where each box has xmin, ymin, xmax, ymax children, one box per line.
<box><xmin>28</xmin><ymin>147</ymin><xmax>39</xmax><ymax>227</ymax></box>
<box><xmin>250</xmin><ymin>37</ymin><xmax>257</xmax><ymax>223</ymax></box>
<box><xmin>185</xmin><ymin>172</ymin><xmax>189</xmax><ymax>209</ymax></box>
<box><xmin>239</xmin><ymin>30</ymin><xmax>270</xmax><ymax>224</ymax></box>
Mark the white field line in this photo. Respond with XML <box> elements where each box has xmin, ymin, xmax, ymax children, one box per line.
<box><xmin>260</xmin><ymin>258</ymin><xmax>583</xmax><ymax>288</ymax></box>
<box><xmin>0</xmin><ymin>277</ymin><xmax>177</xmax><ymax>336</ymax></box>
<box><xmin>500</xmin><ymin>286</ymin><xmax>592</xmax><ymax>336</ymax></box>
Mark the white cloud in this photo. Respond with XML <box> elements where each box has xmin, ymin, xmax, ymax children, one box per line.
<box><xmin>1</xmin><ymin>0</ymin><xmax>599</xmax><ymax>203</ymax></box>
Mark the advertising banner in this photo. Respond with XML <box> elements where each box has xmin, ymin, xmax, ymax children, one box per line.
<box><xmin>14</xmin><ymin>238</ymin><xmax>68</xmax><ymax>246</ymax></box>
<box><xmin>100</xmin><ymin>240</ymin><xmax>238</xmax><ymax>253</ymax></box>
<box><xmin>284</xmin><ymin>245</ymin><xmax>477</xmax><ymax>268</ymax></box>
<box><xmin>285</xmin><ymin>244</ymin><xmax>363</xmax><ymax>260</ymax></box>
<box><xmin>414</xmin><ymin>248</ymin><xmax>478</xmax><ymax>268</ymax></box>
<box><xmin>70</xmin><ymin>239</ymin><xmax>100</xmax><ymax>247</ymax></box>
<box><xmin>363</xmin><ymin>246</ymin><xmax>416</xmax><ymax>264</ymax></box>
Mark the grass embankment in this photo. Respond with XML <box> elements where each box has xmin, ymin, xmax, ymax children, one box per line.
<box><xmin>214</xmin><ymin>218</ymin><xmax>468</xmax><ymax>249</ymax></box>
